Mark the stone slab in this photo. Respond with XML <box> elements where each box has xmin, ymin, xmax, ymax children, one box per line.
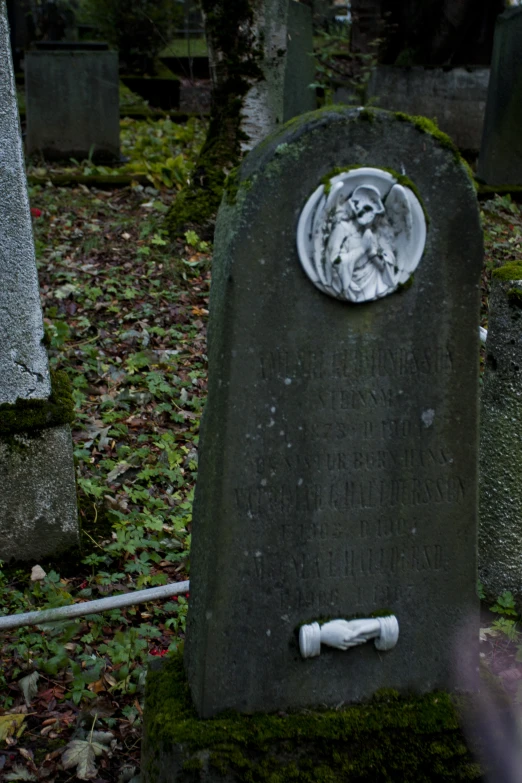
<box><xmin>479</xmin><ymin>276</ymin><xmax>522</xmax><ymax>597</ymax></box>
<box><xmin>0</xmin><ymin>2</ymin><xmax>51</xmax><ymax>404</ymax></box>
<box><xmin>184</xmin><ymin>107</ymin><xmax>482</xmax><ymax>718</ymax></box>
<box><xmin>364</xmin><ymin>65</ymin><xmax>490</xmax><ymax>154</ymax></box>
<box><xmin>25</xmin><ymin>50</ymin><xmax>120</xmax><ymax>161</ymax></box>
<box><xmin>283</xmin><ymin>1</ymin><xmax>316</xmax><ymax>122</ymax></box>
<box><xmin>0</xmin><ymin>425</ymin><xmax>79</xmax><ymax>562</ymax></box>
<box><xmin>477</xmin><ymin>8</ymin><xmax>522</xmax><ymax>184</ymax></box>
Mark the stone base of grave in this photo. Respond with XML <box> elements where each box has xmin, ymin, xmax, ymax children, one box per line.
<box><xmin>141</xmin><ymin>654</ymin><xmax>483</xmax><ymax>783</ymax></box>
<box><xmin>0</xmin><ymin>425</ymin><xmax>79</xmax><ymax>562</ymax></box>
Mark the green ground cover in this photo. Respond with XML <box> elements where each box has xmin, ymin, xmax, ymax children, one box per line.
<box><xmin>0</xmin><ymin>118</ymin><xmax>210</xmax><ymax>782</ymax></box>
<box><xmin>0</xmin><ymin>112</ymin><xmax>522</xmax><ymax>779</ymax></box>
<box><xmin>159</xmin><ymin>38</ymin><xmax>208</xmax><ymax>58</ymax></box>
<box><xmin>26</xmin><ymin>116</ymin><xmax>206</xmax><ymax>190</ymax></box>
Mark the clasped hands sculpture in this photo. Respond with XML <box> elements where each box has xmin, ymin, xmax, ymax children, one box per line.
<box><xmin>299</xmin><ymin>615</ymin><xmax>399</xmax><ymax>659</ymax></box>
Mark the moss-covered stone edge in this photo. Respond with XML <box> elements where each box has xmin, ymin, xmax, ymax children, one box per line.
<box><xmin>142</xmin><ymin>652</ymin><xmax>482</xmax><ymax>782</ymax></box>
<box><xmin>278</xmin><ymin>105</ymin><xmax>468</xmax><ymax>172</ymax></box>
<box><xmin>0</xmin><ymin>370</ymin><xmax>75</xmax><ymax>437</ymax></box>
<box><xmin>394</xmin><ymin>111</ymin><xmax>458</xmax><ymax>160</ymax></box>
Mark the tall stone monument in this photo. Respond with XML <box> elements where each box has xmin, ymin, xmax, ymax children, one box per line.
<box><xmin>479</xmin><ymin>265</ymin><xmax>522</xmax><ymax>598</ymax></box>
<box><xmin>0</xmin><ymin>0</ymin><xmax>79</xmax><ymax>561</ymax></box>
<box><xmin>477</xmin><ymin>7</ymin><xmax>522</xmax><ymax>185</ymax></box>
<box><xmin>143</xmin><ymin>107</ymin><xmax>483</xmax><ymax>780</ymax></box>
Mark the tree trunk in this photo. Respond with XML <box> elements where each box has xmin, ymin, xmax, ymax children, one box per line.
<box><xmin>165</xmin><ymin>0</ymin><xmax>290</xmax><ymax>239</ymax></box>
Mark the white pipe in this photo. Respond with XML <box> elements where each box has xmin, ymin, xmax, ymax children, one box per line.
<box><xmin>0</xmin><ymin>580</ymin><xmax>190</xmax><ymax>631</ymax></box>
<box><xmin>480</xmin><ymin>326</ymin><xmax>488</xmax><ymax>344</ymax></box>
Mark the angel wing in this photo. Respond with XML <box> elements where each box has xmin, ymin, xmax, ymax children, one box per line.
<box><xmin>384</xmin><ymin>183</ymin><xmax>413</xmax><ymax>277</ymax></box>
<box><xmin>386</xmin><ymin>184</ymin><xmax>412</xmax><ymax>237</ymax></box>
<box><xmin>310</xmin><ymin>181</ymin><xmax>344</xmax><ymax>288</ymax></box>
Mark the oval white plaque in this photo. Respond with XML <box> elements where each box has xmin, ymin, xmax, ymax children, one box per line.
<box><xmin>297</xmin><ymin>167</ymin><xmax>427</xmax><ymax>303</ymax></box>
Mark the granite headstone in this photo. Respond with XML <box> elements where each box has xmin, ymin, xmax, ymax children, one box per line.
<box><xmin>184</xmin><ymin>106</ymin><xmax>482</xmax><ymax>719</ymax></box>
<box><xmin>477</xmin><ymin>7</ymin><xmax>522</xmax><ymax>185</ymax></box>
<box><xmin>25</xmin><ymin>47</ymin><xmax>119</xmax><ymax>162</ymax></box>
<box><xmin>0</xmin><ymin>0</ymin><xmax>78</xmax><ymax>561</ymax></box>
<box><xmin>479</xmin><ymin>269</ymin><xmax>522</xmax><ymax>597</ymax></box>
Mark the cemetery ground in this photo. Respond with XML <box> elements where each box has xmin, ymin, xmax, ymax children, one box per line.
<box><xmin>1</xmin><ymin>115</ymin><xmax>522</xmax><ymax>779</ymax></box>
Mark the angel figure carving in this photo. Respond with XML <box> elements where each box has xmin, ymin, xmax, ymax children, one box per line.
<box><xmin>297</xmin><ymin>168</ymin><xmax>426</xmax><ymax>304</ymax></box>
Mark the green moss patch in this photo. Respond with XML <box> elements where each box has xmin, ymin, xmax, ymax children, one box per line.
<box><xmin>492</xmin><ymin>262</ymin><xmax>522</xmax><ymax>282</ymax></box>
<box><xmin>143</xmin><ymin>653</ymin><xmax>482</xmax><ymax>782</ymax></box>
<box><xmin>0</xmin><ymin>370</ymin><xmax>75</xmax><ymax>437</ymax></box>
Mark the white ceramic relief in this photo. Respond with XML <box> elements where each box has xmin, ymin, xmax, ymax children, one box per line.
<box><xmin>297</xmin><ymin>168</ymin><xmax>426</xmax><ymax>303</ymax></box>
<box><xmin>299</xmin><ymin>615</ymin><xmax>399</xmax><ymax>658</ymax></box>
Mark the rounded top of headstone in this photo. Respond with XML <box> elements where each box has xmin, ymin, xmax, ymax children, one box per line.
<box><xmin>220</xmin><ymin>106</ymin><xmax>479</xmax><ymax>303</ymax></box>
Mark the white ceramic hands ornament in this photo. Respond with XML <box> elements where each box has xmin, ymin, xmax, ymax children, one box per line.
<box><xmin>297</xmin><ymin>167</ymin><xmax>426</xmax><ymax>303</ymax></box>
<box><xmin>299</xmin><ymin>615</ymin><xmax>399</xmax><ymax>658</ymax></box>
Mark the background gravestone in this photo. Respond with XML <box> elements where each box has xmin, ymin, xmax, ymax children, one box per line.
<box><xmin>283</xmin><ymin>1</ymin><xmax>316</xmax><ymax>122</ymax></box>
<box><xmin>365</xmin><ymin>66</ymin><xmax>490</xmax><ymax>155</ymax></box>
<box><xmin>477</xmin><ymin>7</ymin><xmax>522</xmax><ymax>185</ymax></box>
<box><xmin>479</xmin><ymin>269</ymin><xmax>522</xmax><ymax>598</ymax></box>
<box><xmin>0</xmin><ymin>1</ymin><xmax>78</xmax><ymax>561</ymax></box>
<box><xmin>25</xmin><ymin>46</ymin><xmax>119</xmax><ymax>162</ymax></box>
<box><xmin>183</xmin><ymin>107</ymin><xmax>482</xmax><ymax>719</ymax></box>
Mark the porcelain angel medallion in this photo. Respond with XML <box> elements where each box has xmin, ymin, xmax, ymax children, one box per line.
<box><xmin>296</xmin><ymin>167</ymin><xmax>427</xmax><ymax>303</ymax></box>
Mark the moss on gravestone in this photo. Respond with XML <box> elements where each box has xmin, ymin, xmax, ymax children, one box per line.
<box><xmin>394</xmin><ymin>112</ymin><xmax>460</xmax><ymax>162</ymax></box>
<box><xmin>0</xmin><ymin>370</ymin><xmax>75</xmax><ymax>436</ymax></box>
<box><xmin>142</xmin><ymin>653</ymin><xmax>483</xmax><ymax>783</ymax></box>
<box><xmin>492</xmin><ymin>262</ymin><xmax>522</xmax><ymax>281</ymax></box>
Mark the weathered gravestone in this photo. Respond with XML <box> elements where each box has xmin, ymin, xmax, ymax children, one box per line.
<box><xmin>365</xmin><ymin>66</ymin><xmax>490</xmax><ymax>155</ymax></box>
<box><xmin>479</xmin><ymin>265</ymin><xmax>522</xmax><ymax>598</ymax></box>
<box><xmin>25</xmin><ymin>43</ymin><xmax>119</xmax><ymax>162</ymax></box>
<box><xmin>142</xmin><ymin>107</ymin><xmax>483</xmax><ymax>780</ymax></box>
<box><xmin>477</xmin><ymin>7</ymin><xmax>522</xmax><ymax>185</ymax></box>
<box><xmin>0</xmin><ymin>1</ymin><xmax>79</xmax><ymax>561</ymax></box>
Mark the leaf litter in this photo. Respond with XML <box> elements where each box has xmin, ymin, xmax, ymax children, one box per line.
<box><xmin>0</xmin><ymin>117</ymin><xmax>209</xmax><ymax>781</ymax></box>
<box><xmin>1</xmin><ymin>128</ymin><xmax>522</xmax><ymax>779</ymax></box>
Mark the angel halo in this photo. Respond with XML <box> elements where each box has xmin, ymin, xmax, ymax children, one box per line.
<box><xmin>296</xmin><ymin>167</ymin><xmax>427</xmax><ymax>304</ymax></box>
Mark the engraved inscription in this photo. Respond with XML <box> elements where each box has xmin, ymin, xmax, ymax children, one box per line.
<box><xmin>255</xmin><ymin>447</ymin><xmax>452</xmax><ymax>474</ymax></box>
<box><xmin>234</xmin><ymin>333</ymin><xmax>466</xmax><ymax>620</ymax></box>
<box><xmin>259</xmin><ymin>346</ymin><xmax>453</xmax><ymax>381</ymax></box>
<box><xmin>251</xmin><ymin>545</ymin><xmax>446</xmax><ymax>581</ymax></box>
<box><xmin>234</xmin><ymin>476</ymin><xmax>466</xmax><ymax>516</ymax></box>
